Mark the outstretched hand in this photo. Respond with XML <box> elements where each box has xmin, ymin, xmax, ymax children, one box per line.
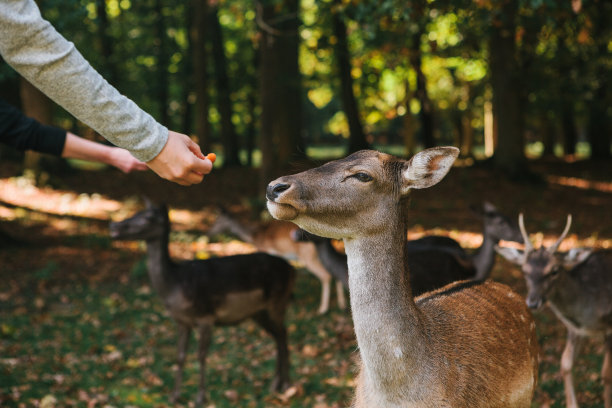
<box><xmin>109</xmin><ymin>148</ymin><xmax>149</xmax><ymax>173</ymax></box>
<box><xmin>146</xmin><ymin>131</ymin><xmax>213</xmax><ymax>185</ymax></box>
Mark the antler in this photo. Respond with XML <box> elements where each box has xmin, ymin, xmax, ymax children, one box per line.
<box><xmin>549</xmin><ymin>214</ymin><xmax>572</xmax><ymax>253</ymax></box>
<box><xmin>518</xmin><ymin>213</ymin><xmax>533</xmax><ymax>254</ymax></box>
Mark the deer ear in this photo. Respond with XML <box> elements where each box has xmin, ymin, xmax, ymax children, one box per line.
<box><xmin>402</xmin><ymin>147</ymin><xmax>459</xmax><ymax>193</ymax></box>
<box><xmin>495</xmin><ymin>245</ymin><xmax>525</xmax><ymax>266</ymax></box>
<box><xmin>560</xmin><ymin>248</ymin><xmax>593</xmax><ymax>269</ymax></box>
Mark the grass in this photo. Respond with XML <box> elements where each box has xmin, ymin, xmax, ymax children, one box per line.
<box><xmin>2</xmin><ymin>252</ymin><xmax>609</xmax><ymax>407</ymax></box>
<box><xmin>0</xmin><ymin>256</ymin><xmax>355</xmax><ymax>408</ymax></box>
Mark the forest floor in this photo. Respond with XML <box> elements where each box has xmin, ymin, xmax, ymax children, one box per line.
<box><xmin>0</xmin><ymin>154</ymin><xmax>611</xmax><ymax>407</ymax></box>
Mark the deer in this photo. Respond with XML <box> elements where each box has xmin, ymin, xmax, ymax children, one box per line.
<box><xmin>291</xmin><ymin>228</ymin><xmax>476</xmax><ymax>296</ymax></box>
<box><xmin>266</xmin><ymin>147</ymin><xmax>539</xmax><ymax>407</ymax></box>
<box><xmin>293</xmin><ymin>200</ymin><xmax>522</xmax><ymax>294</ymax></box>
<box><xmin>109</xmin><ymin>202</ymin><xmax>296</xmax><ymax>406</ymax></box>
<box><xmin>208</xmin><ymin>209</ymin><xmax>346</xmax><ymax>314</ymax></box>
<box><xmin>495</xmin><ymin>213</ymin><xmax>612</xmax><ymax>408</ymax></box>
<box><xmin>407</xmin><ymin>201</ymin><xmax>524</xmax><ymax>280</ymax></box>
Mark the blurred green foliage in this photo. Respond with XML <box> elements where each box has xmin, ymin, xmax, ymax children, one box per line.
<box><xmin>1</xmin><ymin>0</ymin><xmax>609</xmax><ymax>156</ymax></box>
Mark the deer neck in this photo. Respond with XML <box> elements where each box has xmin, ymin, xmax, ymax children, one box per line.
<box><xmin>144</xmin><ymin>233</ymin><xmax>174</xmax><ymax>296</ymax></box>
<box><xmin>225</xmin><ymin>218</ymin><xmax>255</xmax><ymax>244</ymax></box>
<box><xmin>343</xmin><ymin>208</ymin><xmax>431</xmax><ymax>398</ymax></box>
<box><xmin>316</xmin><ymin>240</ymin><xmax>349</xmax><ymax>287</ymax></box>
<box><xmin>471</xmin><ymin>228</ymin><xmax>498</xmax><ymax>280</ymax></box>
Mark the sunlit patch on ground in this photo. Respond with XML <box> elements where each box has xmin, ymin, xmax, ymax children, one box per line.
<box><xmin>0</xmin><ymin>176</ymin><xmax>123</xmax><ymax>220</ymax></box>
<box><xmin>547</xmin><ymin>175</ymin><xmax>612</xmax><ymax>194</ymax></box>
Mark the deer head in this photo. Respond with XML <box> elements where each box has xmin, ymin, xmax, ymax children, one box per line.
<box><xmin>495</xmin><ymin>214</ymin><xmax>592</xmax><ymax>309</ymax></box>
<box><xmin>109</xmin><ymin>201</ymin><xmax>169</xmax><ymax>242</ymax></box>
<box><xmin>474</xmin><ymin>201</ymin><xmax>524</xmax><ymax>243</ymax></box>
<box><xmin>266</xmin><ymin>147</ymin><xmax>459</xmax><ymax>240</ymax></box>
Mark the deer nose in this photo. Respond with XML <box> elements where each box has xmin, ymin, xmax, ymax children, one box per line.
<box><xmin>266</xmin><ymin>182</ymin><xmax>291</xmax><ymax>201</ymax></box>
<box><xmin>525</xmin><ymin>296</ymin><xmax>543</xmax><ymax>310</ymax></box>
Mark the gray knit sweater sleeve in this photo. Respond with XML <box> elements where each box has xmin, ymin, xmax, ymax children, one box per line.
<box><xmin>0</xmin><ymin>0</ymin><xmax>168</xmax><ymax>162</ymax></box>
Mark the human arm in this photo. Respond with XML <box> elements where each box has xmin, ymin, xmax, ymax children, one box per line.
<box><xmin>62</xmin><ymin>132</ymin><xmax>148</xmax><ymax>173</ymax></box>
<box><xmin>0</xmin><ymin>98</ymin><xmax>66</xmax><ymax>155</ymax></box>
<box><xmin>0</xmin><ymin>0</ymin><xmax>211</xmax><ymax>184</ymax></box>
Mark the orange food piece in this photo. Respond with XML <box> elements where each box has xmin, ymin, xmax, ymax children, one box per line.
<box><xmin>205</xmin><ymin>153</ymin><xmax>216</xmax><ymax>163</ymax></box>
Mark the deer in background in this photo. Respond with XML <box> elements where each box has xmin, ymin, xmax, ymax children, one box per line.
<box><xmin>291</xmin><ymin>228</ymin><xmax>476</xmax><ymax>296</ymax></box>
<box><xmin>208</xmin><ymin>210</ymin><xmax>345</xmax><ymax>314</ymax></box>
<box><xmin>496</xmin><ymin>214</ymin><xmax>612</xmax><ymax>408</ymax></box>
<box><xmin>407</xmin><ymin>201</ymin><xmax>524</xmax><ymax>280</ymax></box>
<box><xmin>267</xmin><ymin>147</ymin><xmax>539</xmax><ymax>407</ymax></box>
<box><xmin>291</xmin><ymin>201</ymin><xmax>522</xmax><ymax>296</ymax></box>
<box><xmin>109</xmin><ymin>202</ymin><xmax>295</xmax><ymax>406</ymax></box>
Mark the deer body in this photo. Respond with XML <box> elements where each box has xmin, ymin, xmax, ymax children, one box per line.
<box><xmin>266</xmin><ymin>148</ymin><xmax>538</xmax><ymax>407</ymax></box>
<box><xmin>292</xmin><ymin>228</ymin><xmax>475</xmax><ymax>296</ymax></box>
<box><xmin>209</xmin><ymin>213</ymin><xmax>345</xmax><ymax>314</ymax></box>
<box><xmin>406</xmin><ymin>202</ymin><xmax>523</xmax><ymax>280</ymax></box>
<box><xmin>496</xmin><ymin>215</ymin><xmax>612</xmax><ymax>408</ymax></box>
<box><xmin>110</xmin><ymin>204</ymin><xmax>295</xmax><ymax>406</ymax></box>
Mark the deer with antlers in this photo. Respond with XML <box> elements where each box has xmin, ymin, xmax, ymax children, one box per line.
<box><xmin>496</xmin><ymin>214</ymin><xmax>612</xmax><ymax>408</ymax></box>
<box><xmin>266</xmin><ymin>147</ymin><xmax>539</xmax><ymax>407</ymax></box>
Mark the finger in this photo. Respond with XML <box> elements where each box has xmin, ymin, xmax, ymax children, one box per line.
<box><xmin>135</xmin><ymin>162</ymin><xmax>149</xmax><ymax>171</ymax></box>
<box><xmin>187</xmin><ymin>139</ymin><xmax>205</xmax><ymax>160</ymax></box>
<box><xmin>182</xmin><ymin>170</ymin><xmax>205</xmax><ymax>185</ymax></box>
<box><xmin>190</xmin><ymin>154</ymin><xmax>213</xmax><ymax>176</ymax></box>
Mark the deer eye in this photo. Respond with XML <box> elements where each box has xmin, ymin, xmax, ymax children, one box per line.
<box><xmin>351</xmin><ymin>172</ymin><xmax>373</xmax><ymax>182</ymax></box>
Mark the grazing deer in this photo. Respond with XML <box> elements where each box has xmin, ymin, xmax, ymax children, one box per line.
<box><xmin>266</xmin><ymin>147</ymin><xmax>539</xmax><ymax>407</ymax></box>
<box><xmin>496</xmin><ymin>214</ymin><xmax>612</xmax><ymax>408</ymax></box>
<box><xmin>291</xmin><ymin>228</ymin><xmax>476</xmax><ymax>296</ymax></box>
<box><xmin>407</xmin><ymin>201</ymin><xmax>524</xmax><ymax>280</ymax></box>
<box><xmin>109</xmin><ymin>202</ymin><xmax>295</xmax><ymax>406</ymax></box>
<box><xmin>208</xmin><ymin>210</ymin><xmax>345</xmax><ymax>314</ymax></box>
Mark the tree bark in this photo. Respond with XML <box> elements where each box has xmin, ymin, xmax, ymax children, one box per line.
<box><xmin>586</xmin><ymin>1</ymin><xmax>611</xmax><ymax>160</ymax></box>
<box><xmin>19</xmin><ymin>77</ymin><xmax>56</xmax><ymax>181</ymax></box>
<box><xmin>489</xmin><ymin>0</ymin><xmax>530</xmax><ymax>178</ymax></box>
<box><xmin>561</xmin><ymin>103</ymin><xmax>577</xmax><ymax>157</ymax></box>
<box><xmin>257</xmin><ymin>0</ymin><xmax>303</xmax><ymax>196</ymax></box>
<box><xmin>154</xmin><ymin>0</ymin><xmax>169</xmax><ymax>126</ymax></box>
<box><xmin>410</xmin><ymin>32</ymin><xmax>435</xmax><ymax>149</ymax></box>
<box><xmin>191</xmin><ymin>0</ymin><xmax>211</xmax><ymax>147</ymax></box>
<box><xmin>96</xmin><ymin>0</ymin><xmax>117</xmax><ymax>85</ymax></box>
<box><xmin>179</xmin><ymin>3</ymin><xmax>194</xmax><ymax>136</ymax></box>
<box><xmin>210</xmin><ymin>4</ymin><xmax>240</xmax><ymax>167</ymax></box>
<box><xmin>332</xmin><ymin>2</ymin><xmax>369</xmax><ymax>153</ymax></box>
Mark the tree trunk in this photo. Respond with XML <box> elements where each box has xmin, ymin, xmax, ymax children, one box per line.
<box><xmin>19</xmin><ymin>77</ymin><xmax>57</xmax><ymax>182</ymax></box>
<box><xmin>586</xmin><ymin>1</ymin><xmax>611</xmax><ymax>160</ymax></box>
<box><xmin>154</xmin><ymin>0</ymin><xmax>169</xmax><ymax>126</ymax></box>
<box><xmin>257</xmin><ymin>0</ymin><xmax>303</xmax><ymax>196</ymax></box>
<box><xmin>245</xmin><ymin>86</ymin><xmax>257</xmax><ymax>167</ymax></box>
<box><xmin>541</xmin><ymin>114</ymin><xmax>556</xmax><ymax>158</ymax></box>
<box><xmin>210</xmin><ymin>5</ymin><xmax>241</xmax><ymax>167</ymax></box>
<box><xmin>561</xmin><ymin>103</ymin><xmax>577</xmax><ymax>157</ymax></box>
<box><xmin>191</xmin><ymin>0</ymin><xmax>210</xmax><ymax>147</ymax></box>
<box><xmin>489</xmin><ymin>0</ymin><xmax>529</xmax><ymax>178</ymax></box>
<box><xmin>400</xmin><ymin>80</ymin><xmax>416</xmax><ymax>156</ymax></box>
<box><xmin>332</xmin><ymin>2</ymin><xmax>369</xmax><ymax>153</ymax></box>
<box><xmin>588</xmin><ymin>83</ymin><xmax>611</xmax><ymax>160</ymax></box>
<box><xmin>410</xmin><ymin>38</ymin><xmax>435</xmax><ymax>149</ymax></box>
<box><xmin>179</xmin><ymin>3</ymin><xmax>194</xmax><ymax>136</ymax></box>
<box><xmin>96</xmin><ymin>0</ymin><xmax>117</xmax><ymax>85</ymax></box>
